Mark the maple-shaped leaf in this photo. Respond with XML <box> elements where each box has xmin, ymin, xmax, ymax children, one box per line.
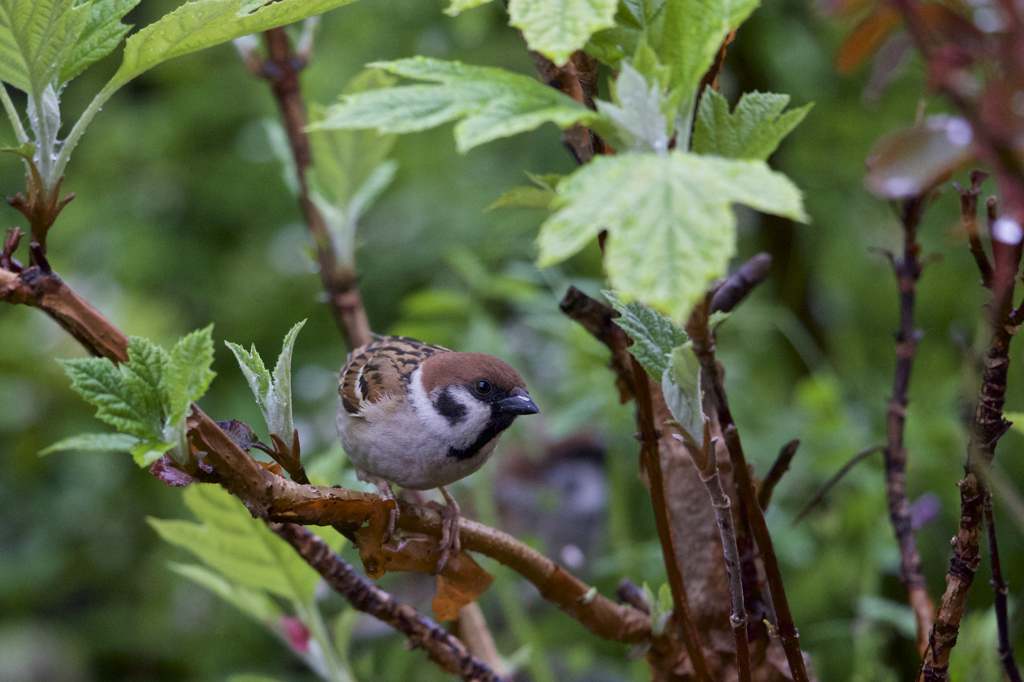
<box><xmin>693</xmin><ymin>89</ymin><xmax>812</xmax><ymax>161</ymax></box>
<box><xmin>536</xmin><ymin>152</ymin><xmax>807</xmax><ymax>321</ymax></box>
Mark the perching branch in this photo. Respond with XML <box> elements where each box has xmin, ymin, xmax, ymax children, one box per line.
<box><xmin>881</xmin><ymin>194</ymin><xmax>935</xmax><ymax>657</ymax></box>
<box><xmin>254</xmin><ymin>27</ymin><xmax>372</xmax><ymax>349</ymax></box>
<box><xmin>271</xmin><ymin>522</ymin><xmax>511</xmax><ymax>682</ymax></box>
<box><xmin>685</xmin><ymin>293</ymin><xmax>810</xmax><ymax>682</ymax></box>
<box><xmin>0</xmin><ymin>263</ymin><xmax>651</xmax><ymax>650</ymax></box>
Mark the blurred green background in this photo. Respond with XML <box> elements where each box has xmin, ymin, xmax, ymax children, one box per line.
<box><xmin>1</xmin><ymin>0</ymin><xmax>1022</xmax><ymax>681</ymax></box>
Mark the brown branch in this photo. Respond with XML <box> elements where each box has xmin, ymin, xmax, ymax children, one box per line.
<box><xmin>921</xmin><ymin>197</ymin><xmax>1023</xmax><ymax>679</ymax></box>
<box><xmin>710</xmin><ymin>252</ymin><xmax>773</xmax><ymax>315</ymax></box>
<box><xmin>258</xmin><ymin>27</ymin><xmax>372</xmax><ymax>348</ymax></box>
<box><xmin>954</xmin><ymin>172</ymin><xmax>993</xmax><ymax>287</ymax></box>
<box><xmin>984</xmin><ymin>494</ymin><xmax>1023</xmax><ymax>682</ymax></box>
<box><xmin>271</xmin><ymin>522</ymin><xmax>511</xmax><ymax>682</ymax></box>
<box><xmin>883</xmin><ymin>194</ymin><xmax>935</xmax><ymax>657</ymax></box>
<box><xmin>631</xmin><ymin>356</ymin><xmax>711</xmax><ymax>681</ymax></box>
<box><xmin>757</xmin><ymin>439</ymin><xmax>799</xmax><ymax>510</ymax></box>
<box><xmin>685</xmin><ymin>294</ymin><xmax>809</xmax><ymax>682</ymax></box>
<box><xmin>559</xmin><ymin>286</ymin><xmax>636</xmax><ymax>402</ymax></box>
<box><xmin>675</xmin><ymin>425</ymin><xmax>750</xmax><ymax>682</ymax></box>
<box><xmin>529</xmin><ymin>50</ymin><xmax>600</xmax><ymax>163</ymax></box>
<box><xmin>2</xmin><ymin>265</ymin><xmax>651</xmax><ymax>649</ymax></box>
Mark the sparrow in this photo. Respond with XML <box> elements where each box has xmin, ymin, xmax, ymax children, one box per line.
<box><xmin>337</xmin><ymin>335</ymin><xmax>539</xmax><ymax>572</ymax></box>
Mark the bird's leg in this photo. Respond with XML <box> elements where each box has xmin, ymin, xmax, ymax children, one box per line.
<box><xmin>435</xmin><ymin>486</ymin><xmax>462</xmax><ymax>574</ymax></box>
<box><xmin>357</xmin><ymin>471</ymin><xmax>399</xmax><ymax>541</ymax></box>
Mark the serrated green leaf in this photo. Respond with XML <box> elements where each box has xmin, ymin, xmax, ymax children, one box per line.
<box><xmin>169</xmin><ymin>562</ymin><xmax>282</xmax><ymax>625</ymax></box>
<box><xmin>226</xmin><ymin>341</ymin><xmax>272</xmax><ymax>404</ymax></box>
<box><xmin>149</xmin><ymin>484</ymin><xmax>321</xmax><ymax>602</ymax></box>
<box><xmin>602</xmin><ymin>290</ymin><xmax>686</xmax><ymax>378</ymax></box>
<box><xmin>102</xmin><ymin>0</ymin><xmax>360</xmax><ymax>96</ymax></box>
<box><xmin>313</xmin><ymin>57</ymin><xmax>607</xmax><ymax>153</ymax></box>
<box><xmin>445</xmin><ymin>0</ymin><xmax>494</xmax><ymax>15</ymax></box>
<box><xmin>166</xmin><ymin>324</ymin><xmax>216</xmax><ymax>425</ymax></box>
<box><xmin>664</xmin><ymin>342</ymin><xmax>703</xmax><ymax>439</ymax></box>
<box><xmin>59</xmin><ymin>0</ymin><xmax>140</xmax><ymax>86</ymax></box>
<box><xmin>596</xmin><ymin>62</ymin><xmax>670</xmax><ymax>154</ymax></box>
<box><xmin>508</xmin><ymin>0</ymin><xmax>617</xmax><ymax>66</ymax></box>
<box><xmin>487</xmin><ymin>185</ymin><xmax>556</xmax><ymax>211</ymax></box>
<box><xmin>269</xmin><ymin>319</ymin><xmax>305</xmax><ymax>448</ymax></box>
<box><xmin>536</xmin><ymin>152</ymin><xmax>807</xmax><ymax>321</ymax></box>
<box><xmin>121</xmin><ymin>335</ymin><xmax>170</xmax><ymax>425</ymax></box>
<box><xmin>693</xmin><ymin>88</ymin><xmax>812</xmax><ymax>160</ymax></box>
<box><xmin>60</xmin><ymin>357</ymin><xmax>163</xmax><ymax>441</ymax></box>
<box><xmin>0</xmin><ymin>0</ymin><xmax>90</xmax><ymax>95</ymax></box>
<box><xmin>39</xmin><ymin>432</ymin><xmax>140</xmax><ymax>455</ymax></box>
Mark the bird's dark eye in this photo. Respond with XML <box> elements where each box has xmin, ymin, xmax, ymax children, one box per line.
<box><xmin>474</xmin><ymin>379</ymin><xmax>493</xmax><ymax>396</ymax></box>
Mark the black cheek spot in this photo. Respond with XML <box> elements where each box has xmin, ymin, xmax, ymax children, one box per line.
<box><xmin>435</xmin><ymin>389</ymin><xmax>468</xmax><ymax>426</ymax></box>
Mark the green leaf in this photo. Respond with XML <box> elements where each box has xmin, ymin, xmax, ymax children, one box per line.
<box><xmin>313</xmin><ymin>57</ymin><xmax>607</xmax><ymax>153</ymax></box>
<box><xmin>226</xmin><ymin>320</ymin><xmax>306</xmax><ymax>447</ymax></box>
<box><xmin>1</xmin><ymin>140</ymin><xmax>33</xmax><ymax>159</ymax></box>
<box><xmin>59</xmin><ymin>0</ymin><xmax>140</xmax><ymax>86</ymax></box>
<box><xmin>149</xmin><ymin>484</ymin><xmax>322</xmax><ymax>602</ymax></box>
<box><xmin>169</xmin><ymin>562</ymin><xmax>282</xmax><ymax>625</ymax></box>
<box><xmin>595</xmin><ymin>62</ymin><xmax>670</xmax><ymax>154</ymax></box>
<box><xmin>165</xmin><ymin>324</ymin><xmax>216</xmax><ymax>426</ymax></box>
<box><xmin>602</xmin><ymin>290</ymin><xmax>686</xmax><ymax>378</ymax></box>
<box><xmin>60</xmin><ymin>356</ymin><xmax>163</xmax><ymax>441</ymax></box>
<box><xmin>103</xmin><ymin>0</ymin><xmax>360</xmax><ymax>96</ymax></box>
<box><xmin>659</xmin><ymin>0</ymin><xmax>758</xmax><ymax>100</ymax></box>
<box><xmin>664</xmin><ymin>343</ymin><xmax>703</xmax><ymax>439</ymax></box>
<box><xmin>536</xmin><ymin>152</ymin><xmax>807</xmax><ymax>321</ymax></box>
<box><xmin>0</xmin><ymin>0</ymin><xmax>90</xmax><ymax>95</ymax></box>
<box><xmin>487</xmin><ymin>185</ymin><xmax>556</xmax><ymax>211</ymax></box>
<box><xmin>130</xmin><ymin>438</ymin><xmax>177</xmax><ymax>467</ymax></box>
<box><xmin>693</xmin><ymin>88</ymin><xmax>812</xmax><ymax>160</ymax></box>
<box><xmin>39</xmin><ymin>432</ymin><xmax>140</xmax><ymax>455</ymax></box>
<box><xmin>508</xmin><ymin>0</ymin><xmax>617</xmax><ymax>66</ymax></box>
<box><xmin>120</xmin><ymin>336</ymin><xmax>170</xmax><ymax>428</ymax></box>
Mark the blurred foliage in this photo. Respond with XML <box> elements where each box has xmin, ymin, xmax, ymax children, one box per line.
<box><xmin>2</xmin><ymin>1</ymin><xmax>1024</xmax><ymax>681</ymax></box>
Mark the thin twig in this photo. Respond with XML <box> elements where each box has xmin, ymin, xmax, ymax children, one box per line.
<box><xmin>793</xmin><ymin>446</ymin><xmax>885</xmax><ymax>524</ymax></box>
<box><xmin>921</xmin><ymin>196</ymin><xmax>1023</xmax><ymax>679</ymax></box>
<box><xmin>270</xmin><ymin>522</ymin><xmax>511</xmax><ymax>682</ymax></box>
<box><xmin>674</xmin><ymin>425</ymin><xmax>751</xmax><ymax>682</ymax></box>
<box><xmin>710</xmin><ymin>252</ymin><xmax>773</xmax><ymax>314</ymax></box>
<box><xmin>757</xmin><ymin>439</ymin><xmax>799</xmax><ymax>510</ymax></box>
<box><xmin>685</xmin><ymin>294</ymin><xmax>810</xmax><ymax>682</ymax></box>
<box><xmin>259</xmin><ymin>27</ymin><xmax>372</xmax><ymax>348</ymax></box>
<box><xmin>882</xmin><ymin>194</ymin><xmax>935</xmax><ymax>657</ymax></box>
<box><xmin>631</xmin><ymin>355</ymin><xmax>711</xmax><ymax>681</ymax></box>
<box><xmin>984</xmin><ymin>495</ymin><xmax>1023</xmax><ymax>682</ymax></box>
<box><xmin>954</xmin><ymin>172</ymin><xmax>993</xmax><ymax>287</ymax></box>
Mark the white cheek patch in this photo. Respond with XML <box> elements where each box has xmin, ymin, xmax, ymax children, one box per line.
<box><xmin>408</xmin><ymin>367</ymin><xmax>491</xmax><ymax>450</ymax></box>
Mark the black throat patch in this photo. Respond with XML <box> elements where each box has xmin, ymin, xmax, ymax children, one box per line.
<box><xmin>447</xmin><ymin>409</ymin><xmax>516</xmax><ymax>461</ymax></box>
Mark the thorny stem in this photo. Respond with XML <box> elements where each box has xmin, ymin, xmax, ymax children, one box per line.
<box><xmin>259</xmin><ymin>27</ymin><xmax>372</xmax><ymax>349</ymax></box>
<box><xmin>631</xmin><ymin>355</ymin><xmax>711</xmax><ymax>681</ymax></box>
<box><xmin>271</xmin><ymin>522</ymin><xmax>510</xmax><ymax>682</ymax></box>
<box><xmin>984</xmin><ymin>496</ymin><xmax>1023</xmax><ymax>682</ymax></box>
<box><xmin>883</xmin><ymin>194</ymin><xmax>935</xmax><ymax>657</ymax></box>
<box><xmin>686</xmin><ymin>295</ymin><xmax>809</xmax><ymax>682</ymax></box>
<box><xmin>955</xmin><ymin>172</ymin><xmax>993</xmax><ymax>287</ymax></box>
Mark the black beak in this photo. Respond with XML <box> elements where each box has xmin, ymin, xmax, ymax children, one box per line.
<box><xmin>498</xmin><ymin>388</ymin><xmax>539</xmax><ymax>415</ymax></box>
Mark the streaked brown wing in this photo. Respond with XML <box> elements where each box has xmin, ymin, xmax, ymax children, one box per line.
<box><xmin>339</xmin><ymin>336</ymin><xmax>449</xmax><ymax>415</ymax></box>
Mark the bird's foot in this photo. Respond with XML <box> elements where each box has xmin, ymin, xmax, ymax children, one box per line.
<box><xmin>358</xmin><ymin>471</ymin><xmax>399</xmax><ymax>542</ymax></box>
<box><xmin>435</xmin><ymin>486</ymin><xmax>461</xmax><ymax>575</ymax></box>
